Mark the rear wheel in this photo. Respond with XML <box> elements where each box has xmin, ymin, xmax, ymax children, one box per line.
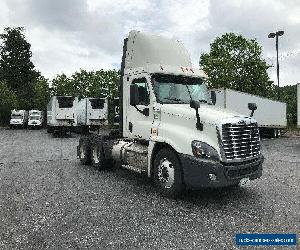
<box><xmin>153</xmin><ymin>148</ymin><xmax>185</xmax><ymax>198</ymax></box>
<box><xmin>47</xmin><ymin>126</ymin><xmax>52</xmax><ymax>133</ymax></box>
<box><xmin>91</xmin><ymin>136</ymin><xmax>105</xmax><ymax>169</ymax></box>
<box><xmin>78</xmin><ymin>137</ymin><xmax>91</xmax><ymax>165</ymax></box>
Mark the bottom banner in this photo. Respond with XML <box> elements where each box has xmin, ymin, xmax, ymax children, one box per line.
<box><xmin>236</xmin><ymin>233</ymin><xmax>297</xmax><ymax>246</ymax></box>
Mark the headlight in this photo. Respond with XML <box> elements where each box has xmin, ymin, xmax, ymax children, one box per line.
<box><xmin>191</xmin><ymin>140</ymin><xmax>220</xmax><ymax>161</ymax></box>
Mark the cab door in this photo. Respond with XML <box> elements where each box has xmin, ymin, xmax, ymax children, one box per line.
<box><xmin>127</xmin><ymin>77</ymin><xmax>153</xmax><ymax>139</ymax></box>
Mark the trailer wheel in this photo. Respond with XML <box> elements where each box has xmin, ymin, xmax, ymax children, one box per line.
<box><xmin>91</xmin><ymin>136</ymin><xmax>105</xmax><ymax>169</ymax></box>
<box><xmin>78</xmin><ymin>137</ymin><xmax>91</xmax><ymax>165</ymax></box>
<box><xmin>153</xmin><ymin>148</ymin><xmax>185</xmax><ymax>198</ymax></box>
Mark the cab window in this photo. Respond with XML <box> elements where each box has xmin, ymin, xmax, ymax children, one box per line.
<box><xmin>131</xmin><ymin>78</ymin><xmax>150</xmax><ymax>105</ymax></box>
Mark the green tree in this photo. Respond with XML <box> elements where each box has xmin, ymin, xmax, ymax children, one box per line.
<box><xmin>32</xmin><ymin>76</ymin><xmax>50</xmax><ymax>111</ymax></box>
<box><xmin>0</xmin><ymin>27</ymin><xmax>40</xmax><ymax>109</ymax></box>
<box><xmin>200</xmin><ymin>33</ymin><xmax>272</xmax><ymax>97</ymax></box>
<box><xmin>278</xmin><ymin>85</ymin><xmax>297</xmax><ymax>126</ymax></box>
<box><xmin>0</xmin><ymin>81</ymin><xmax>18</xmax><ymax>125</ymax></box>
<box><xmin>51</xmin><ymin>73</ymin><xmax>73</xmax><ymax>96</ymax></box>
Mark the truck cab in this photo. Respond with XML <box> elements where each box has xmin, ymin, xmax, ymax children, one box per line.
<box><xmin>78</xmin><ymin>31</ymin><xmax>264</xmax><ymax>197</ymax></box>
<box><xmin>10</xmin><ymin>110</ymin><xmax>28</xmax><ymax>129</ymax></box>
<box><xmin>28</xmin><ymin>110</ymin><xmax>44</xmax><ymax>128</ymax></box>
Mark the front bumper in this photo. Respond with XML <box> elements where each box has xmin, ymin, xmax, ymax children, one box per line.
<box><xmin>180</xmin><ymin>154</ymin><xmax>264</xmax><ymax>189</ymax></box>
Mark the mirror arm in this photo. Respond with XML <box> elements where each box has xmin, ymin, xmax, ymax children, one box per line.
<box><xmin>134</xmin><ymin>105</ymin><xmax>149</xmax><ymax>116</ymax></box>
<box><xmin>195</xmin><ymin>109</ymin><xmax>203</xmax><ymax>131</ymax></box>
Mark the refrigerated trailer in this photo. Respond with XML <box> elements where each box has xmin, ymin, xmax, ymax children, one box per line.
<box><xmin>75</xmin><ymin>98</ymin><xmax>108</xmax><ymax>132</ymax></box>
<box><xmin>77</xmin><ymin>31</ymin><xmax>264</xmax><ymax>198</ymax></box>
<box><xmin>28</xmin><ymin>110</ymin><xmax>44</xmax><ymax>129</ymax></box>
<box><xmin>47</xmin><ymin>96</ymin><xmax>78</xmax><ymax>133</ymax></box>
<box><xmin>214</xmin><ymin>88</ymin><xmax>287</xmax><ymax>138</ymax></box>
<box><xmin>297</xmin><ymin>83</ymin><xmax>300</xmax><ymax>128</ymax></box>
<box><xmin>10</xmin><ymin>110</ymin><xmax>28</xmax><ymax>129</ymax></box>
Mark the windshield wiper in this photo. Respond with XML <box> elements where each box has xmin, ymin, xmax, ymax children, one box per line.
<box><xmin>164</xmin><ymin>97</ymin><xmax>186</xmax><ymax>103</ymax></box>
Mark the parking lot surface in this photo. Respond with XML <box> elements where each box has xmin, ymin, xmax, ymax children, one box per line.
<box><xmin>0</xmin><ymin>128</ymin><xmax>299</xmax><ymax>249</ymax></box>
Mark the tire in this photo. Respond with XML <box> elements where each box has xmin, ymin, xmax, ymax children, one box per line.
<box><xmin>78</xmin><ymin>137</ymin><xmax>91</xmax><ymax>165</ymax></box>
<box><xmin>153</xmin><ymin>148</ymin><xmax>185</xmax><ymax>198</ymax></box>
<box><xmin>47</xmin><ymin>126</ymin><xmax>52</xmax><ymax>133</ymax></box>
<box><xmin>91</xmin><ymin>136</ymin><xmax>105</xmax><ymax>169</ymax></box>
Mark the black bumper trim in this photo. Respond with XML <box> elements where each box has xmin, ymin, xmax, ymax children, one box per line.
<box><xmin>179</xmin><ymin>154</ymin><xmax>264</xmax><ymax>189</ymax></box>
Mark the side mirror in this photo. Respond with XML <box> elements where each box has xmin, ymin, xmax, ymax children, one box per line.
<box><xmin>248</xmin><ymin>103</ymin><xmax>257</xmax><ymax>117</ymax></box>
<box><xmin>190</xmin><ymin>100</ymin><xmax>200</xmax><ymax>110</ymax></box>
<box><xmin>211</xmin><ymin>91</ymin><xmax>216</xmax><ymax>105</ymax></box>
<box><xmin>130</xmin><ymin>84</ymin><xmax>139</xmax><ymax>106</ymax></box>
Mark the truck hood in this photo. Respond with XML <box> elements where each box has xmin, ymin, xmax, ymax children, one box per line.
<box><xmin>160</xmin><ymin>104</ymin><xmax>250</xmax><ymax>125</ymax></box>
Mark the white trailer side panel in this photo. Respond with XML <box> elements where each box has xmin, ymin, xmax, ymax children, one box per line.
<box><xmin>297</xmin><ymin>83</ymin><xmax>300</xmax><ymax>128</ymax></box>
<box><xmin>214</xmin><ymin>88</ymin><xmax>287</xmax><ymax>128</ymax></box>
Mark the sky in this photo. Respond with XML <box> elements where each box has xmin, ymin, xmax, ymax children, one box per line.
<box><xmin>0</xmin><ymin>0</ymin><xmax>299</xmax><ymax>86</ymax></box>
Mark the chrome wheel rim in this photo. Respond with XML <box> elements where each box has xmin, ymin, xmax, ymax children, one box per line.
<box><xmin>80</xmin><ymin>145</ymin><xmax>85</xmax><ymax>159</ymax></box>
<box><xmin>158</xmin><ymin>158</ymin><xmax>175</xmax><ymax>189</ymax></box>
<box><xmin>92</xmin><ymin>146</ymin><xmax>99</xmax><ymax>164</ymax></box>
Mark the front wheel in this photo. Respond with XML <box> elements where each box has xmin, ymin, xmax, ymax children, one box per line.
<box><xmin>153</xmin><ymin>148</ymin><xmax>185</xmax><ymax>198</ymax></box>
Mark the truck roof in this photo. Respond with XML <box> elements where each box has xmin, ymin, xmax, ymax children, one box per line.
<box><xmin>124</xmin><ymin>31</ymin><xmax>206</xmax><ymax>78</ymax></box>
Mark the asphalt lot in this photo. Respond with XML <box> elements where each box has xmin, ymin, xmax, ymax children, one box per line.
<box><xmin>0</xmin><ymin>128</ymin><xmax>299</xmax><ymax>249</ymax></box>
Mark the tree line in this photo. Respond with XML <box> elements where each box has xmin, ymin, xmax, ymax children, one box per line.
<box><xmin>0</xmin><ymin>27</ymin><xmax>297</xmax><ymax>126</ymax></box>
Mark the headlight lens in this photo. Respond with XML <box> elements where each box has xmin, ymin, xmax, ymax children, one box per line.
<box><xmin>191</xmin><ymin>140</ymin><xmax>220</xmax><ymax>161</ymax></box>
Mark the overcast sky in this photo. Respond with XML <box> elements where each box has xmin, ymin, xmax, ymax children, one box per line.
<box><xmin>0</xmin><ymin>0</ymin><xmax>299</xmax><ymax>86</ymax></box>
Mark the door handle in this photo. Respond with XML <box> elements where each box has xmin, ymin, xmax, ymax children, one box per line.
<box><xmin>129</xmin><ymin>122</ymin><xmax>133</xmax><ymax>133</ymax></box>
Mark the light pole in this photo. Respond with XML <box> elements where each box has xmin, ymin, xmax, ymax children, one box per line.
<box><xmin>268</xmin><ymin>30</ymin><xmax>284</xmax><ymax>100</ymax></box>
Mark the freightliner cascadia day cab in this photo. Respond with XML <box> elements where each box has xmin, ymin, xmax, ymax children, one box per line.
<box><xmin>10</xmin><ymin>110</ymin><xmax>28</xmax><ymax>129</ymax></box>
<box><xmin>214</xmin><ymin>88</ymin><xmax>287</xmax><ymax>138</ymax></box>
<box><xmin>297</xmin><ymin>83</ymin><xmax>300</xmax><ymax>128</ymax></box>
<box><xmin>47</xmin><ymin>96</ymin><xmax>78</xmax><ymax>134</ymax></box>
<box><xmin>77</xmin><ymin>31</ymin><xmax>264</xmax><ymax>197</ymax></box>
<box><xmin>28</xmin><ymin>110</ymin><xmax>44</xmax><ymax>129</ymax></box>
<box><xmin>75</xmin><ymin>98</ymin><xmax>108</xmax><ymax>132</ymax></box>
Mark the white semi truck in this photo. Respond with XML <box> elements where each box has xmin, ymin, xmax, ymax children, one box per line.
<box><xmin>47</xmin><ymin>96</ymin><xmax>78</xmax><ymax>133</ymax></box>
<box><xmin>77</xmin><ymin>31</ymin><xmax>264</xmax><ymax>197</ymax></box>
<box><xmin>75</xmin><ymin>98</ymin><xmax>108</xmax><ymax>132</ymax></box>
<box><xmin>214</xmin><ymin>88</ymin><xmax>287</xmax><ymax>138</ymax></box>
<box><xmin>297</xmin><ymin>83</ymin><xmax>300</xmax><ymax>128</ymax></box>
<box><xmin>28</xmin><ymin>110</ymin><xmax>44</xmax><ymax>129</ymax></box>
<box><xmin>10</xmin><ymin>110</ymin><xmax>28</xmax><ymax>129</ymax></box>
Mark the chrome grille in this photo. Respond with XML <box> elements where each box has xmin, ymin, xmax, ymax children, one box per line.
<box><xmin>221</xmin><ymin>122</ymin><xmax>260</xmax><ymax>160</ymax></box>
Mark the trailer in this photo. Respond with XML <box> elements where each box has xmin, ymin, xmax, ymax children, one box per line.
<box><xmin>47</xmin><ymin>96</ymin><xmax>77</xmax><ymax>134</ymax></box>
<box><xmin>297</xmin><ymin>83</ymin><xmax>300</xmax><ymax>128</ymax></box>
<box><xmin>75</xmin><ymin>98</ymin><xmax>108</xmax><ymax>132</ymax></box>
<box><xmin>28</xmin><ymin>110</ymin><xmax>44</xmax><ymax>129</ymax></box>
<box><xmin>213</xmin><ymin>88</ymin><xmax>287</xmax><ymax>138</ymax></box>
<box><xmin>77</xmin><ymin>31</ymin><xmax>264</xmax><ymax>198</ymax></box>
<box><xmin>10</xmin><ymin>110</ymin><xmax>28</xmax><ymax>129</ymax></box>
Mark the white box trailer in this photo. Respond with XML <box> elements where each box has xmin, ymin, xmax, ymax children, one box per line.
<box><xmin>297</xmin><ymin>83</ymin><xmax>300</xmax><ymax>128</ymax></box>
<box><xmin>10</xmin><ymin>109</ymin><xmax>28</xmax><ymax>129</ymax></box>
<box><xmin>28</xmin><ymin>110</ymin><xmax>44</xmax><ymax>129</ymax></box>
<box><xmin>47</xmin><ymin>96</ymin><xmax>78</xmax><ymax>133</ymax></box>
<box><xmin>214</xmin><ymin>88</ymin><xmax>287</xmax><ymax>137</ymax></box>
<box><xmin>75</xmin><ymin>98</ymin><xmax>108</xmax><ymax>131</ymax></box>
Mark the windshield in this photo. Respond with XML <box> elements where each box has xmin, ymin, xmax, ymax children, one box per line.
<box><xmin>89</xmin><ymin>99</ymin><xmax>105</xmax><ymax>109</ymax></box>
<box><xmin>57</xmin><ymin>97</ymin><xmax>74</xmax><ymax>108</ymax></box>
<box><xmin>11</xmin><ymin>114</ymin><xmax>22</xmax><ymax>119</ymax></box>
<box><xmin>152</xmin><ymin>74</ymin><xmax>211</xmax><ymax>104</ymax></box>
<box><xmin>29</xmin><ymin>116</ymin><xmax>40</xmax><ymax>120</ymax></box>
